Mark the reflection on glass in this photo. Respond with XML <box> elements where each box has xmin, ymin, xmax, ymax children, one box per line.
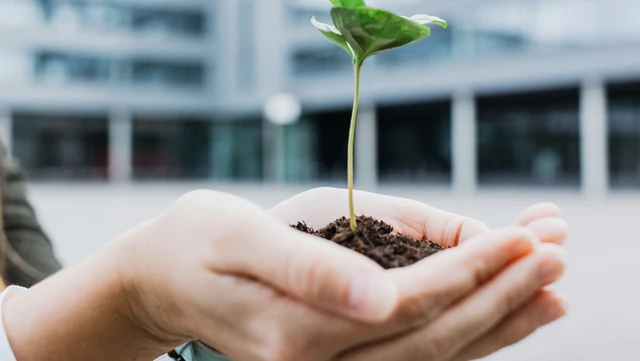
<box><xmin>291</xmin><ymin>46</ymin><xmax>351</xmax><ymax>76</ymax></box>
<box><xmin>28</xmin><ymin>0</ymin><xmax>205</xmax><ymax>36</ymax></box>
<box><xmin>132</xmin><ymin>7</ymin><xmax>206</xmax><ymax>37</ymax></box>
<box><xmin>132</xmin><ymin>59</ymin><xmax>204</xmax><ymax>89</ymax></box>
<box><xmin>478</xmin><ymin>89</ymin><xmax>580</xmax><ymax>186</ymax></box>
<box><xmin>378</xmin><ymin>102</ymin><xmax>451</xmax><ymax>183</ymax></box>
<box><xmin>609</xmin><ymin>83</ymin><xmax>640</xmax><ymax>188</ymax></box>
<box><xmin>35</xmin><ymin>52</ymin><xmax>113</xmax><ymax>84</ymax></box>
<box><xmin>211</xmin><ymin>120</ymin><xmax>263</xmax><ymax>181</ymax></box>
<box><xmin>376</xmin><ymin>26</ymin><xmax>453</xmax><ymax>67</ymax></box>
<box><xmin>133</xmin><ymin>118</ymin><xmax>210</xmax><ymax>180</ymax></box>
<box><xmin>298</xmin><ymin>109</ymin><xmax>350</xmax><ymax>182</ymax></box>
<box><xmin>13</xmin><ymin>114</ymin><xmax>109</xmax><ymax>180</ymax></box>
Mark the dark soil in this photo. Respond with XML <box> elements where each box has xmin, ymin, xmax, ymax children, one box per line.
<box><xmin>293</xmin><ymin>215</ymin><xmax>445</xmax><ymax>269</ymax></box>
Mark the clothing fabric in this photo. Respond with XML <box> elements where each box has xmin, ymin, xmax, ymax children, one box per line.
<box><xmin>157</xmin><ymin>342</ymin><xmax>231</xmax><ymax>361</ymax></box>
<box><xmin>1</xmin><ymin>157</ymin><xmax>62</xmax><ymax>287</ymax></box>
<box><xmin>0</xmin><ymin>286</ymin><xmax>27</xmax><ymax>361</ymax></box>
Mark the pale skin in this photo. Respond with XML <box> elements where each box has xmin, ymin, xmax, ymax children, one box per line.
<box><xmin>3</xmin><ymin>188</ymin><xmax>568</xmax><ymax>361</ymax></box>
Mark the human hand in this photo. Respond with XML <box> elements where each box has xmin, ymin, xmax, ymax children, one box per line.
<box><xmin>269</xmin><ymin>187</ymin><xmax>568</xmax><ymax>247</ymax></box>
<box><xmin>2</xmin><ymin>189</ymin><xmax>567</xmax><ymax>361</ymax></box>
<box><xmin>123</xmin><ymin>190</ymin><xmax>565</xmax><ymax>361</ymax></box>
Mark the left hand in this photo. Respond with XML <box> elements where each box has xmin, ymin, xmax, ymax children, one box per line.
<box><xmin>269</xmin><ymin>187</ymin><xmax>567</xmax><ymax>247</ymax></box>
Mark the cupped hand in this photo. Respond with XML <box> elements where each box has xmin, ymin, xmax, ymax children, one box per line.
<box><xmin>119</xmin><ymin>189</ymin><xmax>567</xmax><ymax>361</ymax></box>
<box><xmin>269</xmin><ymin>187</ymin><xmax>568</xmax><ymax>247</ymax></box>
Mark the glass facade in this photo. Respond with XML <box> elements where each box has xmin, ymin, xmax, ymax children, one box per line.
<box><xmin>131</xmin><ymin>7</ymin><xmax>206</xmax><ymax>37</ymax></box>
<box><xmin>13</xmin><ymin>114</ymin><xmax>109</xmax><ymax>180</ymax></box>
<box><xmin>132</xmin><ymin>59</ymin><xmax>205</xmax><ymax>89</ymax></box>
<box><xmin>0</xmin><ymin>0</ymin><xmax>207</xmax><ymax>37</ymax></box>
<box><xmin>276</xmin><ymin>110</ymin><xmax>351</xmax><ymax>182</ymax></box>
<box><xmin>35</xmin><ymin>51</ymin><xmax>114</xmax><ymax>84</ymax></box>
<box><xmin>32</xmin><ymin>52</ymin><xmax>205</xmax><ymax>89</ymax></box>
<box><xmin>477</xmin><ymin>89</ymin><xmax>581</xmax><ymax>186</ymax></box>
<box><xmin>378</xmin><ymin>101</ymin><xmax>451</xmax><ymax>183</ymax></box>
<box><xmin>210</xmin><ymin>120</ymin><xmax>263</xmax><ymax>181</ymax></box>
<box><xmin>609</xmin><ymin>82</ymin><xmax>640</xmax><ymax>188</ymax></box>
<box><xmin>291</xmin><ymin>46</ymin><xmax>352</xmax><ymax>76</ymax></box>
<box><xmin>133</xmin><ymin>118</ymin><xmax>211</xmax><ymax>180</ymax></box>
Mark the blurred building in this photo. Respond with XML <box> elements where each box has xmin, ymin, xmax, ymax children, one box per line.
<box><xmin>1</xmin><ymin>0</ymin><xmax>640</xmax><ymax>195</ymax></box>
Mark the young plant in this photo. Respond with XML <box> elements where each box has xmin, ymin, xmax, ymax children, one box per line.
<box><xmin>311</xmin><ymin>0</ymin><xmax>448</xmax><ymax>232</ymax></box>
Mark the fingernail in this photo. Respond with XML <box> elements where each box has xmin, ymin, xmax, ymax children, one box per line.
<box><xmin>349</xmin><ymin>275</ymin><xmax>398</xmax><ymax>322</ymax></box>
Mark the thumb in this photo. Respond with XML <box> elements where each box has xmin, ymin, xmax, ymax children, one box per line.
<box><xmin>213</xmin><ymin>215</ymin><xmax>398</xmax><ymax>323</ymax></box>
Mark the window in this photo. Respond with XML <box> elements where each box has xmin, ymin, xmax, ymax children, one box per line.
<box><xmin>211</xmin><ymin>120</ymin><xmax>263</xmax><ymax>181</ymax></box>
<box><xmin>35</xmin><ymin>52</ymin><xmax>114</xmax><ymax>84</ymax></box>
<box><xmin>13</xmin><ymin>114</ymin><xmax>109</xmax><ymax>180</ymax></box>
<box><xmin>293</xmin><ymin>109</ymin><xmax>351</xmax><ymax>182</ymax></box>
<box><xmin>378</xmin><ymin>102</ymin><xmax>451</xmax><ymax>183</ymax></box>
<box><xmin>132</xmin><ymin>59</ymin><xmax>205</xmax><ymax>89</ymax></box>
<box><xmin>133</xmin><ymin>118</ymin><xmax>210</xmax><ymax>180</ymax></box>
<box><xmin>609</xmin><ymin>82</ymin><xmax>640</xmax><ymax>188</ymax></box>
<box><xmin>376</xmin><ymin>26</ymin><xmax>453</xmax><ymax>67</ymax></box>
<box><xmin>291</xmin><ymin>46</ymin><xmax>352</xmax><ymax>76</ymax></box>
<box><xmin>477</xmin><ymin>89</ymin><xmax>580</xmax><ymax>186</ymax></box>
<box><xmin>132</xmin><ymin>7</ymin><xmax>206</xmax><ymax>37</ymax></box>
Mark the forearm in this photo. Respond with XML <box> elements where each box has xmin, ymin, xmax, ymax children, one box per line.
<box><xmin>3</xmin><ymin>237</ymin><xmax>179</xmax><ymax>361</ymax></box>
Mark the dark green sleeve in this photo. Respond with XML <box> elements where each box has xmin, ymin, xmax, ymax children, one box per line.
<box><xmin>2</xmin><ymin>158</ymin><xmax>62</xmax><ymax>287</ymax></box>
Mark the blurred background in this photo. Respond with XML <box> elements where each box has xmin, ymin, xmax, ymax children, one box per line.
<box><xmin>0</xmin><ymin>0</ymin><xmax>639</xmax><ymax>359</ymax></box>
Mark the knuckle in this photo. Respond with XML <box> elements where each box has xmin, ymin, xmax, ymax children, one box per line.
<box><xmin>395</xmin><ymin>295</ymin><xmax>437</xmax><ymax>327</ymax></box>
<box><xmin>422</xmin><ymin>335</ymin><xmax>456</xmax><ymax>361</ymax></box>
<box><xmin>283</xmin><ymin>246</ymin><xmax>324</xmax><ymax>300</ymax></box>
<box><xmin>467</xmin><ymin>252</ymin><xmax>493</xmax><ymax>287</ymax></box>
<box><xmin>501</xmin><ymin>226</ymin><xmax>539</xmax><ymax>246</ymax></box>
<box><xmin>498</xmin><ymin>287</ymin><xmax>526</xmax><ymax>313</ymax></box>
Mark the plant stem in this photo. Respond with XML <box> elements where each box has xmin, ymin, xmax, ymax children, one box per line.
<box><xmin>348</xmin><ymin>61</ymin><xmax>363</xmax><ymax>233</ymax></box>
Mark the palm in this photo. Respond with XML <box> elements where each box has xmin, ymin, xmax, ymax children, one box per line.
<box><xmin>269</xmin><ymin>188</ymin><xmax>490</xmax><ymax>248</ymax></box>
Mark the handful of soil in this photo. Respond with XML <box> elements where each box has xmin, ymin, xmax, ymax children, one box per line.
<box><xmin>293</xmin><ymin>215</ymin><xmax>445</xmax><ymax>269</ymax></box>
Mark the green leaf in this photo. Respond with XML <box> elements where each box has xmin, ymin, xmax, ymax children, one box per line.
<box><xmin>331</xmin><ymin>7</ymin><xmax>431</xmax><ymax>63</ymax></box>
<box><xmin>329</xmin><ymin>0</ymin><xmax>367</xmax><ymax>9</ymax></box>
<box><xmin>403</xmin><ymin>14</ymin><xmax>448</xmax><ymax>29</ymax></box>
<box><xmin>310</xmin><ymin>17</ymin><xmax>354</xmax><ymax>58</ymax></box>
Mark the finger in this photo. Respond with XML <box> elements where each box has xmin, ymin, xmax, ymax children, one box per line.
<box><xmin>383</xmin><ymin>227</ymin><xmax>537</xmax><ymax>330</ymax></box>
<box><xmin>191</xmin><ymin>273</ymin><xmax>341</xmax><ymax>361</ymax></box>
<box><xmin>386</xmin><ymin>197</ymin><xmax>490</xmax><ymax>247</ymax></box>
<box><xmin>339</xmin><ymin>244</ymin><xmax>566</xmax><ymax>361</ymax></box>
<box><xmin>213</xmin><ymin>214</ymin><xmax>398</xmax><ymax>323</ymax></box>
<box><xmin>514</xmin><ymin>203</ymin><xmax>561</xmax><ymax>226</ymax></box>
<box><xmin>269</xmin><ymin>188</ymin><xmax>490</xmax><ymax>247</ymax></box>
<box><xmin>527</xmin><ymin>217</ymin><xmax>569</xmax><ymax>245</ymax></box>
<box><xmin>450</xmin><ymin>290</ymin><xmax>568</xmax><ymax>361</ymax></box>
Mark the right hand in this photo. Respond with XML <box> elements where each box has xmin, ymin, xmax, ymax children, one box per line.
<box><xmin>118</xmin><ymin>190</ymin><xmax>567</xmax><ymax>361</ymax></box>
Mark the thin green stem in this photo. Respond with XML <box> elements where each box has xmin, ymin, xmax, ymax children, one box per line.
<box><xmin>348</xmin><ymin>61</ymin><xmax>363</xmax><ymax>233</ymax></box>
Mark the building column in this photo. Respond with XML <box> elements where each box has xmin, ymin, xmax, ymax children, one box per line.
<box><xmin>580</xmin><ymin>79</ymin><xmax>608</xmax><ymax>197</ymax></box>
<box><xmin>109</xmin><ymin>109</ymin><xmax>133</xmax><ymax>182</ymax></box>
<box><xmin>452</xmin><ymin>91</ymin><xmax>477</xmax><ymax>194</ymax></box>
<box><xmin>355</xmin><ymin>104</ymin><xmax>378</xmax><ymax>190</ymax></box>
<box><xmin>0</xmin><ymin>107</ymin><xmax>12</xmax><ymax>157</ymax></box>
<box><xmin>256</xmin><ymin>0</ymin><xmax>288</xmax><ymax>184</ymax></box>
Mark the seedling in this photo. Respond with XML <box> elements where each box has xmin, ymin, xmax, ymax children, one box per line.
<box><xmin>311</xmin><ymin>0</ymin><xmax>448</xmax><ymax>232</ymax></box>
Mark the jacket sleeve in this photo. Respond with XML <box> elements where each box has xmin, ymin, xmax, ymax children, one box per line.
<box><xmin>2</xmin><ymin>159</ymin><xmax>62</xmax><ymax>287</ymax></box>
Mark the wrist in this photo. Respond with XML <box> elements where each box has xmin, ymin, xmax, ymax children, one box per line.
<box><xmin>113</xmin><ymin>223</ymin><xmax>192</xmax><ymax>348</ymax></box>
<box><xmin>4</xmin><ymin>232</ymin><xmax>185</xmax><ymax>360</ymax></box>
<box><xmin>114</xmin><ymin>220</ymin><xmax>193</xmax><ymax>347</ymax></box>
